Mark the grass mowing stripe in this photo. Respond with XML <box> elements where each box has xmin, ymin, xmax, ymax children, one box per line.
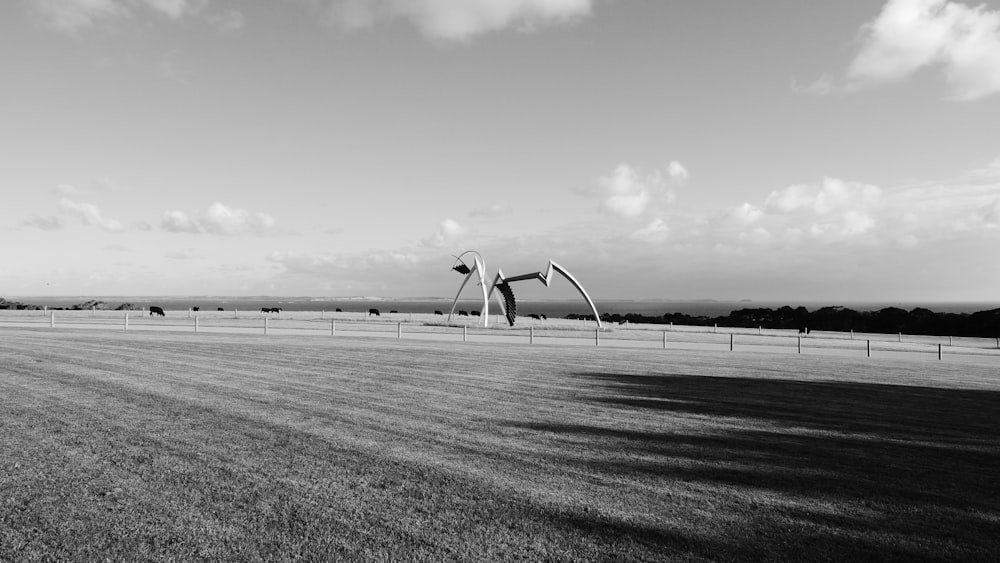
<box><xmin>2</xmin><ymin>328</ymin><xmax>999</xmax><ymax>561</ymax></box>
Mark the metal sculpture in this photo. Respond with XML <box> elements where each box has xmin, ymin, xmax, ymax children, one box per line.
<box><xmin>448</xmin><ymin>251</ymin><xmax>505</xmax><ymax>328</ymax></box>
<box><xmin>448</xmin><ymin>251</ymin><xmax>602</xmax><ymax>328</ymax></box>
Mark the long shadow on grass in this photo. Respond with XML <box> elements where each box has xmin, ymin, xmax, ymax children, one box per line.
<box><xmin>506</xmin><ymin>373</ymin><xmax>1000</xmax><ymax>560</ymax></box>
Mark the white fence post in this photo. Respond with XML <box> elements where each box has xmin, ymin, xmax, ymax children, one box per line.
<box><xmin>321</xmin><ymin>310</ymin><xmax>325</xmax><ymax>320</ymax></box>
<box><xmin>124</xmin><ymin>313</ymin><xmax>129</xmax><ymax>332</ymax></box>
<box><xmin>235</xmin><ymin>308</ymin><xmax>238</xmax><ymax>319</ymax></box>
<box><xmin>264</xmin><ymin>317</ymin><xmax>268</xmax><ymax>335</ymax></box>
<box><xmin>195</xmin><ymin>316</ymin><xmax>199</xmax><ymax>333</ymax></box>
<box><xmin>530</xmin><ymin>326</ymin><xmax>534</xmax><ymax>345</ymax></box>
<box><xmin>397</xmin><ymin>322</ymin><xmax>401</xmax><ymax>339</ymax></box>
<box><xmin>663</xmin><ymin>331</ymin><xmax>666</xmax><ymax>349</ymax></box>
<box><xmin>595</xmin><ymin>328</ymin><xmax>600</xmax><ymax>347</ymax></box>
<box><xmin>50</xmin><ymin>312</ymin><xmax>55</xmax><ymax>328</ymax></box>
<box><xmin>463</xmin><ymin>326</ymin><xmax>467</xmax><ymax>342</ymax></box>
<box><xmin>331</xmin><ymin>320</ymin><xmax>335</xmax><ymax>336</ymax></box>
<box><xmin>898</xmin><ymin>332</ymin><xmax>902</xmax><ymax>342</ymax></box>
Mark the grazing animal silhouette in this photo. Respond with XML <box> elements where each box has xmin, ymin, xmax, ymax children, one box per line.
<box><xmin>470</xmin><ymin>310</ymin><xmax>481</xmax><ymax>316</ymax></box>
<box><xmin>798</xmin><ymin>327</ymin><xmax>810</xmax><ymax>335</ymax></box>
<box><xmin>390</xmin><ymin>310</ymin><xmax>398</xmax><ymax>314</ymax></box>
<box><xmin>434</xmin><ymin>310</ymin><xmax>443</xmax><ymax>315</ymax></box>
<box><xmin>335</xmin><ymin>308</ymin><xmax>342</xmax><ymax>312</ymax></box>
<box><xmin>149</xmin><ymin>306</ymin><xmax>165</xmax><ymax>317</ymax></box>
<box><xmin>458</xmin><ymin>310</ymin><xmax>469</xmax><ymax>317</ymax></box>
<box><xmin>368</xmin><ymin>308</ymin><xmax>380</xmax><ymax>316</ymax></box>
<box><xmin>261</xmin><ymin>307</ymin><xmax>281</xmax><ymax>313</ymax></box>
<box><xmin>217</xmin><ymin>308</ymin><xmax>224</xmax><ymax>311</ymax></box>
<box><xmin>192</xmin><ymin>307</ymin><xmax>200</xmax><ymax>312</ymax></box>
<box><xmin>528</xmin><ymin>314</ymin><xmax>541</xmax><ymax>320</ymax></box>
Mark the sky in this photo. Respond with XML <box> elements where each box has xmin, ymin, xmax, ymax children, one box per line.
<box><xmin>2</xmin><ymin>0</ymin><xmax>1000</xmax><ymax>302</ymax></box>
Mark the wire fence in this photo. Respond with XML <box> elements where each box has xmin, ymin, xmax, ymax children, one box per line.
<box><xmin>2</xmin><ymin>309</ymin><xmax>999</xmax><ymax>365</ymax></box>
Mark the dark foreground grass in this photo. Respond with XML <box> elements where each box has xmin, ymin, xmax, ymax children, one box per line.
<box><xmin>1</xmin><ymin>328</ymin><xmax>998</xmax><ymax>561</ymax></box>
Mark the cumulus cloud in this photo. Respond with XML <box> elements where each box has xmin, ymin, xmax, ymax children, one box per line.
<box><xmin>423</xmin><ymin>218</ymin><xmax>467</xmax><ymax>247</ymax></box>
<box><xmin>58</xmin><ymin>197</ymin><xmax>125</xmax><ymax>232</ymax></box>
<box><xmin>590</xmin><ymin>163</ymin><xmax>683</xmax><ymax>219</ymax></box>
<box><xmin>760</xmin><ymin>178</ymin><xmax>882</xmax><ymax>240</ymax></box>
<box><xmin>848</xmin><ymin>0</ymin><xmax>1000</xmax><ymax>100</ymax></box>
<box><xmin>667</xmin><ymin>161</ymin><xmax>690</xmax><ymax>182</ymax></box>
<box><xmin>765</xmin><ymin>178</ymin><xmax>882</xmax><ymax>215</ymax></box>
<box><xmin>328</xmin><ymin>0</ymin><xmax>594</xmax><ymax>41</ymax></box>
<box><xmin>161</xmin><ymin>202</ymin><xmax>276</xmax><ymax>236</ymax></box>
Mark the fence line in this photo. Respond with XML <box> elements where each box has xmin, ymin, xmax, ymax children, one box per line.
<box><xmin>2</xmin><ymin>312</ymin><xmax>999</xmax><ymax>363</ymax></box>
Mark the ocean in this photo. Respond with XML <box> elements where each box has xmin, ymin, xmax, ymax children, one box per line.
<box><xmin>10</xmin><ymin>297</ymin><xmax>1000</xmax><ymax>317</ymax></box>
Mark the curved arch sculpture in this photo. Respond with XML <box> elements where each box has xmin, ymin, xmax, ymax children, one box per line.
<box><xmin>447</xmin><ymin>251</ymin><xmax>507</xmax><ymax>328</ymax></box>
<box><xmin>448</xmin><ymin>252</ymin><xmax>602</xmax><ymax>329</ymax></box>
<box><xmin>490</xmin><ymin>261</ymin><xmax>603</xmax><ymax>329</ymax></box>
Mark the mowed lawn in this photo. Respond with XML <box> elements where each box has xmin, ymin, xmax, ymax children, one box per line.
<box><xmin>1</xmin><ymin>329</ymin><xmax>998</xmax><ymax>561</ymax></box>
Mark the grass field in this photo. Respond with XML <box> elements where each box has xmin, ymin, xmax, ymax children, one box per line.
<box><xmin>1</xmin><ymin>328</ymin><xmax>998</xmax><ymax>561</ymax></box>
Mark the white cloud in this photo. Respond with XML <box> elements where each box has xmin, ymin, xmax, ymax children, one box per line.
<box><xmin>30</xmin><ymin>0</ymin><xmax>126</xmax><ymax>31</ymax></box>
<box><xmin>668</xmin><ymin>161</ymin><xmax>690</xmax><ymax>182</ymax></box>
<box><xmin>30</xmin><ymin>0</ymin><xmax>209</xmax><ymax>31</ymax></box>
<box><xmin>791</xmin><ymin>74</ymin><xmax>835</xmax><ymax>96</ymax></box>
<box><xmin>23</xmin><ymin>216</ymin><xmax>65</xmax><ymax>231</ymax></box>
<box><xmin>328</xmin><ymin>0</ymin><xmax>594</xmax><ymax>41</ymax></box>
<box><xmin>764</xmin><ymin>177</ymin><xmax>882</xmax><ymax>215</ymax></box>
<box><xmin>592</xmin><ymin>163</ymin><xmax>679</xmax><ymax>219</ymax></box>
<box><xmin>848</xmin><ymin>0</ymin><xmax>1000</xmax><ymax>100</ymax></box>
<box><xmin>424</xmin><ymin>218</ymin><xmax>467</xmax><ymax>247</ymax></box>
<box><xmin>630</xmin><ymin>218</ymin><xmax>669</xmax><ymax>243</ymax></box>
<box><xmin>58</xmin><ymin>197</ymin><xmax>125</xmax><ymax>232</ymax></box>
<box><xmin>161</xmin><ymin>202</ymin><xmax>277</xmax><ymax>236</ymax></box>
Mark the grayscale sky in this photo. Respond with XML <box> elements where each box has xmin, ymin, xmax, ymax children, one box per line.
<box><xmin>3</xmin><ymin>0</ymin><xmax>999</xmax><ymax>301</ymax></box>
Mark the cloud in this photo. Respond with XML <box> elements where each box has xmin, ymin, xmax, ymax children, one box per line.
<box><xmin>30</xmin><ymin>0</ymin><xmax>126</xmax><ymax>31</ymax></box>
<box><xmin>470</xmin><ymin>204</ymin><xmax>510</xmax><ymax>217</ymax></box>
<box><xmin>161</xmin><ymin>202</ymin><xmax>277</xmax><ymax>236</ymax></box>
<box><xmin>423</xmin><ymin>218</ymin><xmax>467</xmax><ymax>247</ymax></box>
<box><xmin>764</xmin><ymin>177</ymin><xmax>882</xmax><ymax>215</ymax></box>
<box><xmin>23</xmin><ymin>215</ymin><xmax>65</xmax><ymax>231</ymax></box>
<box><xmin>327</xmin><ymin>0</ymin><xmax>594</xmax><ymax>41</ymax></box>
<box><xmin>847</xmin><ymin>0</ymin><xmax>1000</xmax><ymax>100</ymax></box>
<box><xmin>207</xmin><ymin>9</ymin><xmax>245</xmax><ymax>32</ymax></box>
<box><xmin>58</xmin><ymin>197</ymin><xmax>125</xmax><ymax>232</ymax></box>
<box><xmin>164</xmin><ymin>248</ymin><xmax>201</xmax><ymax>260</ymax></box>
<box><xmin>667</xmin><ymin>161</ymin><xmax>690</xmax><ymax>182</ymax></box>
<box><xmin>30</xmin><ymin>0</ymin><xmax>211</xmax><ymax>32</ymax></box>
<box><xmin>630</xmin><ymin>218</ymin><xmax>669</xmax><ymax>243</ymax></box>
<box><xmin>589</xmin><ymin>163</ymin><xmax>681</xmax><ymax>219</ymax></box>
<box><xmin>791</xmin><ymin>74</ymin><xmax>835</xmax><ymax>96</ymax></box>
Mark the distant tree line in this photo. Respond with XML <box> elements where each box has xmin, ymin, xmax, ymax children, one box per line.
<box><xmin>566</xmin><ymin>306</ymin><xmax>1000</xmax><ymax>338</ymax></box>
